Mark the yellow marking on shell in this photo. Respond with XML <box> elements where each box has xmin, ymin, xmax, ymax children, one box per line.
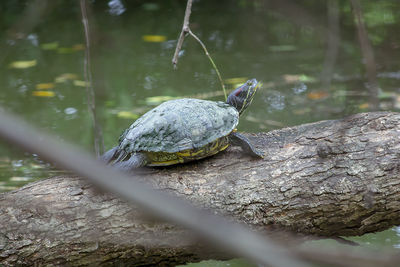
<box><xmin>177</xmin><ymin>149</ymin><xmax>204</xmax><ymax>157</ymax></box>
<box><xmin>177</xmin><ymin>139</ymin><xmax>229</xmax><ymax>158</ymax></box>
<box><xmin>148</xmin><ymin>158</ymin><xmax>185</xmax><ymax>166</ymax></box>
<box><xmin>147</xmin><ymin>136</ymin><xmax>231</xmax><ymax>166</ymax></box>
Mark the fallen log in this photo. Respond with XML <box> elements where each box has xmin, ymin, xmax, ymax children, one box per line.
<box><xmin>1</xmin><ymin>111</ymin><xmax>400</xmax><ymax>266</ymax></box>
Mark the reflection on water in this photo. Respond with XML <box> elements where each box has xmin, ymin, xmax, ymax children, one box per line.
<box><xmin>395</xmin><ymin>227</ymin><xmax>400</xmax><ymax>249</ymax></box>
<box><xmin>348</xmin><ymin>227</ymin><xmax>400</xmax><ymax>250</ymax></box>
<box><xmin>0</xmin><ymin>0</ymin><xmax>399</xmax><ymax>256</ymax></box>
<box><xmin>0</xmin><ymin>149</ymin><xmax>63</xmax><ymax>191</ymax></box>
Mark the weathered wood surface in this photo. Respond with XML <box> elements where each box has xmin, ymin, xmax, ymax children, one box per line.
<box><xmin>1</xmin><ymin>111</ymin><xmax>400</xmax><ymax>266</ymax></box>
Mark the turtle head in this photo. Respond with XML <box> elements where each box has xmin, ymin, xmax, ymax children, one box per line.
<box><xmin>227</xmin><ymin>79</ymin><xmax>261</xmax><ymax>115</ymax></box>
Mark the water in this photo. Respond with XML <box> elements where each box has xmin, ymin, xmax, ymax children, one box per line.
<box><xmin>0</xmin><ymin>0</ymin><xmax>399</xmax><ymax>264</ymax></box>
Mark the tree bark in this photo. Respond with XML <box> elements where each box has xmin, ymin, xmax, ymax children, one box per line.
<box><xmin>1</xmin><ymin>111</ymin><xmax>400</xmax><ymax>266</ymax></box>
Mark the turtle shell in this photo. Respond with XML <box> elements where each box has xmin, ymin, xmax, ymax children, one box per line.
<box><xmin>118</xmin><ymin>98</ymin><xmax>239</xmax><ymax>153</ymax></box>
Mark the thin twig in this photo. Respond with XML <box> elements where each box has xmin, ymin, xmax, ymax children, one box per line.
<box><xmin>80</xmin><ymin>0</ymin><xmax>104</xmax><ymax>156</ymax></box>
<box><xmin>188</xmin><ymin>30</ymin><xmax>227</xmax><ymax>100</ymax></box>
<box><xmin>172</xmin><ymin>0</ymin><xmax>227</xmax><ymax>100</ymax></box>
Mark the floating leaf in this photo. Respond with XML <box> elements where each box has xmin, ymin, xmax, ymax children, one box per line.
<box><xmin>9</xmin><ymin>60</ymin><xmax>37</xmax><ymax>69</ymax></box>
<box><xmin>283</xmin><ymin>74</ymin><xmax>316</xmax><ymax>83</ymax></box>
<box><xmin>269</xmin><ymin>45</ymin><xmax>297</xmax><ymax>52</ymax></box>
<box><xmin>142</xmin><ymin>35</ymin><xmax>167</xmax><ymax>43</ymax></box>
<box><xmin>359</xmin><ymin>103</ymin><xmax>370</xmax><ymax>109</ymax></box>
<box><xmin>57</xmin><ymin>47</ymin><xmax>76</xmax><ymax>54</ymax></box>
<box><xmin>333</xmin><ymin>90</ymin><xmax>369</xmax><ymax>98</ymax></box>
<box><xmin>117</xmin><ymin>111</ymin><xmax>140</xmax><ymax>119</ymax></box>
<box><xmin>72</xmin><ymin>44</ymin><xmax>85</xmax><ymax>51</ymax></box>
<box><xmin>73</xmin><ymin>80</ymin><xmax>89</xmax><ymax>87</ymax></box>
<box><xmin>283</xmin><ymin>74</ymin><xmax>299</xmax><ymax>83</ymax></box>
<box><xmin>145</xmin><ymin>95</ymin><xmax>180</xmax><ymax>105</ymax></box>
<box><xmin>293</xmin><ymin>108</ymin><xmax>311</xmax><ymax>115</ymax></box>
<box><xmin>299</xmin><ymin>74</ymin><xmax>317</xmax><ymax>83</ymax></box>
<box><xmin>0</xmin><ymin>185</ymin><xmax>19</xmax><ymax>191</ymax></box>
<box><xmin>41</xmin><ymin>42</ymin><xmax>59</xmax><ymax>50</ymax></box>
<box><xmin>10</xmin><ymin>176</ymin><xmax>31</xmax><ymax>182</ymax></box>
<box><xmin>30</xmin><ymin>163</ymin><xmax>45</xmax><ymax>169</ymax></box>
<box><xmin>307</xmin><ymin>91</ymin><xmax>329</xmax><ymax>100</ymax></box>
<box><xmin>55</xmin><ymin>73</ymin><xmax>78</xmax><ymax>83</ymax></box>
<box><xmin>32</xmin><ymin>91</ymin><xmax>55</xmax><ymax>97</ymax></box>
<box><xmin>36</xmin><ymin>83</ymin><xmax>55</xmax><ymax>90</ymax></box>
<box><xmin>377</xmin><ymin>91</ymin><xmax>396</xmax><ymax>99</ymax></box>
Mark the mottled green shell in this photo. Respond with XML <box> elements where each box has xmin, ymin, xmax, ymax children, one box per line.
<box><xmin>119</xmin><ymin>98</ymin><xmax>239</xmax><ymax>153</ymax></box>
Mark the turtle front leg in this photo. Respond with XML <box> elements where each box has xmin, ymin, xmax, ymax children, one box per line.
<box><xmin>229</xmin><ymin>132</ymin><xmax>264</xmax><ymax>158</ymax></box>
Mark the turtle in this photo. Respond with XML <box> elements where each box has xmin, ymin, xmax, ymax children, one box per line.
<box><xmin>101</xmin><ymin>78</ymin><xmax>263</xmax><ymax>170</ymax></box>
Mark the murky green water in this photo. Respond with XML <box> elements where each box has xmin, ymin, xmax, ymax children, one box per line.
<box><xmin>1</xmin><ymin>0</ymin><xmax>399</xmax><ymax>264</ymax></box>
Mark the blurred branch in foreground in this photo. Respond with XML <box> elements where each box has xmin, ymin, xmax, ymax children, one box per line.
<box><xmin>1</xmin><ymin>108</ymin><xmax>400</xmax><ymax>265</ymax></box>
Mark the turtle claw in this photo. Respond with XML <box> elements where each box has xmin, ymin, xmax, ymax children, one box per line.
<box><xmin>252</xmin><ymin>150</ymin><xmax>264</xmax><ymax>159</ymax></box>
